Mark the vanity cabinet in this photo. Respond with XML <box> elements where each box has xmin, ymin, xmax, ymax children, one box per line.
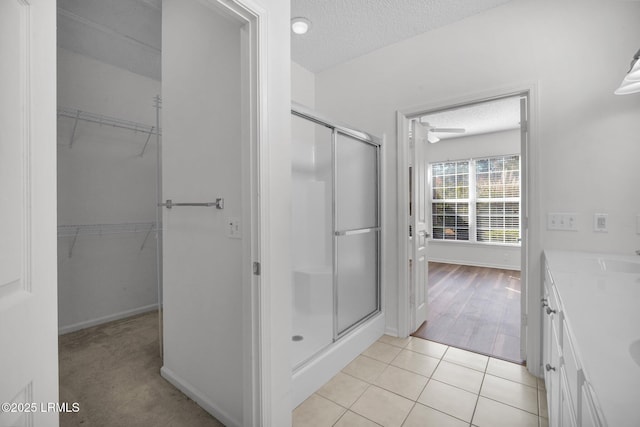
<box><xmin>542</xmin><ymin>258</ymin><xmax>603</xmax><ymax>427</ymax></box>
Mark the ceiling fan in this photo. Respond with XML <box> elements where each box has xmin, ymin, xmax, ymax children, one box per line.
<box><xmin>419</xmin><ymin>118</ymin><xmax>466</xmax><ymax>143</ymax></box>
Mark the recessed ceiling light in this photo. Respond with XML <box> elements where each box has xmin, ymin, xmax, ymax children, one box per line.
<box><xmin>291</xmin><ymin>17</ymin><xmax>311</xmax><ymax>35</ymax></box>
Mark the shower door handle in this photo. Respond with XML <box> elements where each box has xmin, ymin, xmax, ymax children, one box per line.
<box><xmin>160</xmin><ymin>198</ymin><xmax>224</xmax><ymax>209</ymax></box>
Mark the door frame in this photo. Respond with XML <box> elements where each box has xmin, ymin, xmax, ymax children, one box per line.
<box><xmin>196</xmin><ymin>0</ymin><xmax>268</xmax><ymax>425</ymax></box>
<box><xmin>396</xmin><ymin>84</ymin><xmax>542</xmax><ymax>375</ymax></box>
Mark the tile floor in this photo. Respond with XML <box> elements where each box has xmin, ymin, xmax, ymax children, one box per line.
<box><xmin>293</xmin><ymin>335</ymin><xmax>548</xmax><ymax>427</ymax></box>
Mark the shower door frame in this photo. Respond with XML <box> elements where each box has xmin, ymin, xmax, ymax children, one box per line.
<box><xmin>292</xmin><ymin>103</ymin><xmax>383</xmax><ymax>361</ymax></box>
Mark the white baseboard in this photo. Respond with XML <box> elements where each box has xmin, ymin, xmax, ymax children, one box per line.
<box><xmin>160</xmin><ymin>366</ymin><xmax>240</xmax><ymax>427</ymax></box>
<box><xmin>58</xmin><ymin>304</ymin><xmax>159</xmax><ymax>335</ymax></box>
<box><xmin>384</xmin><ymin>326</ymin><xmax>399</xmax><ymax>337</ymax></box>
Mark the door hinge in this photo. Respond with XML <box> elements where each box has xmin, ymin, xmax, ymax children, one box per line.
<box><xmin>409</xmin><ymin>293</ymin><xmax>415</xmax><ymax>306</ymax></box>
<box><xmin>253</xmin><ymin>261</ymin><xmax>261</xmax><ymax>276</ymax></box>
<box><xmin>522</xmin><ymin>313</ymin><xmax>527</xmax><ymax>326</ymax></box>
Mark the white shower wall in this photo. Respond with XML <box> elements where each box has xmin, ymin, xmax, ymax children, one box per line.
<box><xmin>291</xmin><ymin>114</ymin><xmax>334</xmax><ymax>369</ymax></box>
<box><xmin>57</xmin><ymin>48</ymin><xmax>160</xmax><ymax>333</ymax></box>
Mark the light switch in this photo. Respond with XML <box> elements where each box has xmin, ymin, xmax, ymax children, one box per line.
<box><xmin>228</xmin><ymin>217</ymin><xmax>241</xmax><ymax>239</ymax></box>
<box><xmin>593</xmin><ymin>213</ymin><xmax>608</xmax><ymax>233</ymax></box>
<box><xmin>547</xmin><ymin>213</ymin><xmax>578</xmax><ymax>231</ymax></box>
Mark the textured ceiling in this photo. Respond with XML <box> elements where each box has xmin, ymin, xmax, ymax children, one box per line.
<box><xmin>58</xmin><ymin>0</ymin><xmax>515</xmax><ymax>82</ymax></box>
<box><xmin>420</xmin><ymin>96</ymin><xmax>521</xmax><ymax>140</ymax></box>
<box><xmin>291</xmin><ymin>0</ymin><xmax>514</xmax><ymax>72</ymax></box>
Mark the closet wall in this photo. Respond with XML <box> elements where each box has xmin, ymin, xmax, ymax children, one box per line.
<box><xmin>57</xmin><ymin>47</ymin><xmax>161</xmax><ymax>333</ymax></box>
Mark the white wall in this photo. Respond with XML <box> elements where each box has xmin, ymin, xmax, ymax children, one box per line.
<box><xmin>57</xmin><ymin>47</ymin><xmax>160</xmax><ymax>333</ymax></box>
<box><xmin>314</xmin><ymin>0</ymin><xmax>640</xmax><ymax>347</ymax></box>
<box><xmin>162</xmin><ymin>1</ymin><xmax>244</xmax><ymax>424</ymax></box>
<box><xmin>428</xmin><ymin>129</ymin><xmax>521</xmax><ymax>270</ymax></box>
<box><xmin>263</xmin><ymin>1</ymin><xmax>293</xmax><ymax>426</ymax></box>
<box><xmin>292</xmin><ymin>61</ymin><xmax>315</xmax><ymax>108</ymax></box>
<box><xmin>161</xmin><ymin>0</ymin><xmax>293</xmax><ymax>425</ymax></box>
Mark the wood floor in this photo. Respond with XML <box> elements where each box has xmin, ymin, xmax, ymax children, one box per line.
<box><xmin>413</xmin><ymin>262</ymin><xmax>523</xmax><ymax>363</ymax></box>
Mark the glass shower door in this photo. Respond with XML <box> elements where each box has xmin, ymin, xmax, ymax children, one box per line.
<box><xmin>335</xmin><ymin>131</ymin><xmax>380</xmax><ymax>336</ymax></box>
<box><xmin>291</xmin><ymin>113</ymin><xmax>334</xmax><ymax>369</ymax></box>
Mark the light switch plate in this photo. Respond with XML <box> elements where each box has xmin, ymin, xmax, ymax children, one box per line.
<box><xmin>228</xmin><ymin>217</ymin><xmax>241</xmax><ymax>239</ymax></box>
<box><xmin>547</xmin><ymin>213</ymin><xmax>579</xmax><ymax>231</ymax></box>
<box><xmin>594</xmin><ymin>213</ymin><xmax>608</xmax><ymax>233</ymax></box>
<box><xmin>636</xmin><ymin>215</ymin><xmax>640</xmax><ymax>235</ymax></box>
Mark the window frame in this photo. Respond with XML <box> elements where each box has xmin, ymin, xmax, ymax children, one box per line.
<box><xmin>428</xmin><ymin>154</ymin><xmax>521</xmax><ymax>247</ymax></box>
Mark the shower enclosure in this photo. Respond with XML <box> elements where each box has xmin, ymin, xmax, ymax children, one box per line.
<box><xmin>291</xmin><ymin>104</ymin><xmax>382</xmax><ymax>375</ymax></box>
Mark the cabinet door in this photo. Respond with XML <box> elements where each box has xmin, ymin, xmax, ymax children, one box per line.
<box><xmin>548</xmin><ymin>325</ymin><xmax>561</xmax><ymax>425</ymax></box>
<box><xmin>581</xmin><ymin>382</ymin><xmax>603</xmax><ymax>427</ymax></box>
<box><xmin>560</xmin><ymin>372</ymin><xmax>577</xmax><ymax>427</ymax></box>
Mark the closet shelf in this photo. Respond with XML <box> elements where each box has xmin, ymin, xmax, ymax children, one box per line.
<box><xmin>58</xmin><ymin>222</ymin><xmax>159</xmax><ymax>257</ymax></box>
<box><xmin>57</xmin><ymin>222</ymin><xmax>157</xmax><ymax>237</ymax></box>
<box><xmin>57</xmin><ymin>107</ymin><xmax>161</xmax><ymax>154</ymax></box>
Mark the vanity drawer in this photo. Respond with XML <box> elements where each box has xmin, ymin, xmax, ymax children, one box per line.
<box><xmin>546</xmin><ymin>280</ymin><xmax>562</xmax><ymax>342</ymax></box>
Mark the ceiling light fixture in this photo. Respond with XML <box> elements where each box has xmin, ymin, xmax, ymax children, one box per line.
<box><xmin>291</xmin><ymin>17</ymin><xmax>311</xmax><ymax>35</ymax></box>
<box><xmin>615</xmin><ymin>48</ymin><xmax>640</xmax><ymax>95</ymax></box>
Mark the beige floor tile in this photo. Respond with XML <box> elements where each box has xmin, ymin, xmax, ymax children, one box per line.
<box><xmin>342</xmin><ymin>356</ymin><xmax>387</xmax><ymax>383</ymax></box>
<box><xmin>432</xmin><ymin>360</ymin><xmax>484</xmax><ymax>394</ymax></box>
<box><xmin>390</xmin><ymin>349</ymin><xmax>439</xmax><ymax>377</ymax></box>
<box><xmin>292</xmin><ymin>394</ymin><xmax>346</xmax><ymax>427</ymax></box>
<box><xmin>486</xmin><ymin>357</ymin><xmax>537</xmax><ymax>387</ymax></box>
<box><xmin>443</xmin><ymin>346</ymin><xmax>489</xmax><ymax>372</ymax></box>
<box><xmin>538</xmin><ymin>388</ymin><xmax>548</xmax><ymax>418</ymax></box>
<box><xmin>417</xmin><ymin>379</ymin><xmax>478</xmax><ymax>423</ymax></box>
<box><xmin>472</xmin><ymin>397</ymin><xmax>539</xmax><ymax>427</ymax></box>
<box><xmin>378</xmin><ymin>335</ymin><xmax>411</xmax><ymax>349</ymax></box>
<box><xmin>362</xmin><ymin>341</ymin><xmax>403</xmax><ymax>364</ymax></box>
<box><xmin>316</xmin><ymin>372</ymin><xmax>369</xmax><ymax>408</ymax></box>
<box><xmin>480</xmin><ymin>374</ymin><xmax>538</xmax><ymax>414</ymax></box>
<box><xmin>350</xmin><ymin>385</ymin><xmax>414</xmax><ymax>427</ymax></box>
<box><xmin>373</xmin><ymin>365</ymin><xmax>428</xmax><ymax>401</ymax></box>
<box><xmin>334</xmin><ymin>411</ymin><xmax>381</xmax><ymax>427</ymax></box>
<box><xmin>405</xmin><ymin>338</ymin><xmax>448</xmax><ymax>359</ymax></box>
<box><xmin>403</xmin><ymin>403</ymin><xmax>469</xmax><ymax>427</ymax></box>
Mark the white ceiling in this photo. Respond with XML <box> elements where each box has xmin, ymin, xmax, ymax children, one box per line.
<box><xmin>420</xmin><ymin>96</ymin><xmax>521</xmax><ymax>140</ymax></box>
<box><xmin>57</xmin><ymin>0</ymin><xmax>519</xmax><ymax>136</ymax></box>
<box><xmin>291</xmin><ymin>0</ymin><xmax>514</xmax><ymax>72</ymax></box>
<box><xmin>57</xmin><ymin>0</ymin><xmax>161</xmax><ymax>80</ymax></box>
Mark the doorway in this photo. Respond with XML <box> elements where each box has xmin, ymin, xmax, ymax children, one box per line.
<box><xmin>397</xmin><ymin>90</ymin><xmax>531</xmax><ymax>364</ymax></box>
<box><xmin>55</xmin><ymin>0</ymin><xmax>265</xmax><ymax>425</ymax></box>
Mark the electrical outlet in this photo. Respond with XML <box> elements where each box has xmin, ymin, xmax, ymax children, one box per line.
<box><xmin>228</xmin><ymin>217</ymin><xmax>241</xmax><ymax>239</ymax></box>
<box><xmin>594</xmin><ymin>213</ymin><xmax>608</xmax><ymax>233</ymax></box>
<box><xmin>547</xmin><ymin>213</ymin><xmax>579</xmax><ymax>231</ymax></box>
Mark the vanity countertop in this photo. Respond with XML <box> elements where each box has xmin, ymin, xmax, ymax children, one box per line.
<box><xmin>544</xmin><ymin>250</ymin><xmax>640</xmax><ymax>427</ymax></box>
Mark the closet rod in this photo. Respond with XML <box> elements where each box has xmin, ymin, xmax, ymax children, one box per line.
<box><xmin>57</xmin><ymin>107</ymin><xmax>162</xmax><ymax>148</ymax></box>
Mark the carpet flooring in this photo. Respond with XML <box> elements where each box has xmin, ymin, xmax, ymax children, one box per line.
<box><xmin>59</xmin><ymin>311</ymin><xmax>224</xmax><ymax>427</ymax></box>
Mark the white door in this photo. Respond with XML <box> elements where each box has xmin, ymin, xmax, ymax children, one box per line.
<box><xmin>160</xmin><ymin>1</ymin><xmax>255</xmax><ymax>425</ymax></box>
<box><xmin>0</xmin><ymin>1</ymin><xmax>59</xmax><ymax>426</ymax></box>
<box><xmin>410</xmin><ymin>120</ymin><xmax>430</xmax><ymax>332</ymax></box>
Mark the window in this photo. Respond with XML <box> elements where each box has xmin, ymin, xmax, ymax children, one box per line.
<box><xmin>430</xmin><ymin>155</ymin><xmax>520</xmax><ymax>245</ymax></box>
